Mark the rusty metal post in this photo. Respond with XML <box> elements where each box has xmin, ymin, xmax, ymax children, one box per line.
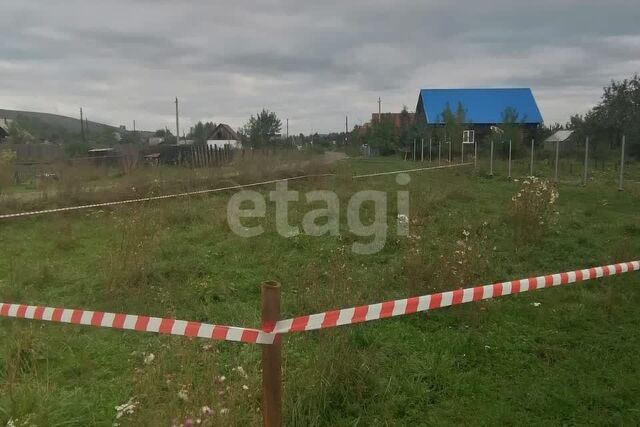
<box><xmin>261</xmin><ymin>281</ymin><xmax>282</xmax><ymax>427</ymax></box>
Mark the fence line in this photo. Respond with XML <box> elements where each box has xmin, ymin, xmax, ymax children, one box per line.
<box><xmin>271</xmin><ymin>260</ymin><xmax>640</xmax><ymax>334</ymax></box>
<box><xmin>0</xmin><ymin>162</ymin><xmax>472</xmax><ymax>220</ymax></box>
<box><xmin>2</xmin><ymin>259</ymin><xmax>638</xmax><ymax>426</ymax></box>
<box><xmin>0</xmin><ymin>174</ymin><xmax>333</xmax><ymax>220</ymax></box>
<box><xmin>352</xmin><ymin>162</ymin><xmax>472</xmax><ymax>179</ymax></box>
<box><xmin>0</xmin><ymin>301</ymin><xmax>275</xmax><ymax>344</ymax></box>
<box><xmin>2</xmin><ymin>260</ymin><xmax>638</xmax><ymax>343</ymax></box>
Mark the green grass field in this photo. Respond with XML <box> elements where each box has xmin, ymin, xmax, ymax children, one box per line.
<box><xmin>1</xmin><ymin>155</ymin><xmax>639</xmax><ymax>426</ymax></box>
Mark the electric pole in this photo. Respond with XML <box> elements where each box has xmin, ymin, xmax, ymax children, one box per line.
<box><xmin>345</xmin><ymin>115</ymin><xmax>348</xmax><ymax>144</ymax></box>
<box><xmin>175</xmin><ymin>97</ymin><xmax>180</xmax><ymax>145</ymax></box>
<box><xmin>286</xmin><ymin>118</ymin><xmax>289</xmax><ymax>139</ymax></box>
<box><xmin>133</xmin><ymin>120</ymin><xmax>136</xmax><ymax>132</ymax></box>
<box><xmin>378</xmin><ymin>97</ymin><xmax>382</xmax><ymax>120</ymax></box>
<box><xmin>80</xmin><ymin>108</ymin><xmax>85</xmax><ymax>143</ymax></box>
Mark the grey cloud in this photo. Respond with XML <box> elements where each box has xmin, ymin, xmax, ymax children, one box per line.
<box><xmin>0</xmin><ymin>0</ymin><xmax>638</xmax><ymax>133</ymax></box>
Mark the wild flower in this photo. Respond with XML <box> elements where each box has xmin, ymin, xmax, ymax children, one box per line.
<box><xmin>232</xmin><ymin>366</ymin><xmax>248</xmax><ymax>379</ymax></box>
<box><xmin>115</xmin><ymin>397</ymin><xmax>139</xmax><ymax>420</ymax></box>
<box><xmin>201</xmin><ymin>406</ymin><xmax>213</xmax><ymax>416</ymax></box>
<box><xmin>178</xmin><ymin>385</ymin><xmax>189</xmax><ymax>401</ymax></box>
<box><xmin>143</xmin><ymin>352</ymin><xmax>155</xmax><ymax>365</ymax></box>
<box><xmin>510</xmin><ymin>176</ymin><xmax>558</xmax><ymax>243</ymax></box>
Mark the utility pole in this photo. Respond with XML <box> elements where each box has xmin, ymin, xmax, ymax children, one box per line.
<box><xmin>80</xmin><ymin>108</ymin><xmax>85</xmax><ymax>143</ymax></box>
<box><xmin>377</xmin><ymin>97</ymin><xmax>381</xmax><ymax>119</ymax></box>
<box><xmin>133</xmin><ymin>120</ymin><xmax>136</xmax><ymax>132</ymax></box>
<box><xmin>85</xmin><ymin>116</ymin><xmax>89</xmax><ymax>138</ymax></box>
<box><xmin>345</xmin><ymin>116</ymin><xmax>348</xmax><ymax>144</ymax></box>
<box><xmin>175</xmin><ymin>97</ymin><xmax>180</xmax><ymax>145</ymax></box>
<box><xmin>286</xmin><ymin>118</ymin><xmax>289</xmax><ymax>140</ymax></box>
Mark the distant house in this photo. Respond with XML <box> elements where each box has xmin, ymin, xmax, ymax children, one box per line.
<box><xmin>0</xmin><ymin>118</ymin><xmax>11</xmax><ymax>143</ymax></box>
<box><xmin>544</xmin><ymin>130</ymin><xmax>576</xmax><ymax>152</ymax></box>
<box><xmin>148</xmin><ymin>136</ymin><xmax>164</xmax><ymax>146</ymax></box>
<box><xmin>206</xmin><ymin>123</ymin><xmax>241</xmax><ymax>149</ymax></box>
<box><xmin>416</xmin><ymin>88</ymin><xmax>543</xmax><ymax>142</ymax></box>
<box><xmin>88</xmin><ymin>148</ymin><xmax>116</xmax><ymax>158</ymax></box>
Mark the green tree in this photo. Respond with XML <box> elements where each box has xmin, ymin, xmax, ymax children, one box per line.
<box><xmin>499</xmin><ymin>107</ymin><xmax>525</xmax><ymax>158</ymax></box>
<box><xmin>437</xmin><ymin>102</ymin><xmax>468</xmax><ymax>157</ymax></box>
<box><xmin>367</xmin><ymin>115</ymin><xmax>398</xmax><ymax>155</ymax></box>
<box><xmin>572</xmin><ymin>74</ymin><xmax>640</xmax><ymax>158</ymax></box>
<box><xmin>189</xmin><ymin>121</ymin><xmax>217</xmax><ymax>145</ymax></box>
<box><xmin>242</xmin><ymin>109</ymin><xmax>282</xmax><ymax>148</ymax></box>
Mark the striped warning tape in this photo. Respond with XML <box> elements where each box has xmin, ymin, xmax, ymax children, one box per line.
<box><xmin>352</xmin><ymin>162</ymin><xmax>472</xmax><ymax>179</ymax></box>
<box><xmin>0</xmin><ymin>261</ymin><xmax>638</xmax><ymax>344</ymax></box>
<box><xmin>0</xmin><ymin>162</ymin><xmax>473</xmax><ymax>220</ymax></box>
<box><xmin>271</xmin><ymin>260</ymin><xmax>640</xmax><ymax>334</ymax></box>
<box><xmin>0</xmin><ymin>303</ymin><xmax>276</xmax><ymax>344</ymax></box>
<box><xmin>0</xmin><ymin>174</ymin><xmax>333</xmax><ymax>220</ymax></box>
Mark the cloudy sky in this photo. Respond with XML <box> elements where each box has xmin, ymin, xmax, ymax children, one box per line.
<box><xmin>1</xmin><ymin>0</ymin><xmax>639</xmax><ymax>134</ymax></box>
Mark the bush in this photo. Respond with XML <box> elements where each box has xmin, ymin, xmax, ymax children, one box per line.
<box><xmin>0</xmin><ymin>149</ymin><xmax>17</xmax><ymax>194</ymax></box>
<box><xmin>510</xmin><ymin>176</ymin><xmax>559</xmax><ymax>242</ymax></box>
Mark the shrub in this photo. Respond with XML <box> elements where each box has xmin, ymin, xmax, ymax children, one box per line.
<box><xmin>0</xmin><ymin>149</ymin><xmax>17</xmax><ymax>194</ymax></box>
<box><xmin>510</xmin><ymin>176</ymin><xmax>559</xmax><ymax>242</ymax></box>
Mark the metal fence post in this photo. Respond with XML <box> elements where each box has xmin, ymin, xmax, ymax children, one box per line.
<box><xmin>438</xmin><ymin>142</ymin><xmax>441</xmax><ymax>166</ymax></box>
<box><xmin>508</xmin><ymin>139</ymin><xmax>512</xmax><ymax>180</ymax></box>
<box><xmin>554</xmin><ymin>140</ymin><xmax>560</xmax><ymax>183</ymax></box>
<box><xmin>474</xmin><ymin>140</ymin><xmax>478</xmax><ymax>170</ymax></box>
<box><xmin>429</xmin><ymin>138</ymin><xmax>432</xmax><ymax>162</ymax></box>
<box><xmin>583</xmin><ymin>136</ymin><xmax>589</xmax><ymax>186</ymax></box>
<box><xmin>530</xmin><ymin>139</ymin><xmax>534</xmax><ymax>176</ymax></box>
<box><xmin>421</xmin><ymin>138</ymin><xmax>424</xmax><ymax>162</ymax></box>
<box><xmin>261</xmin><ymin>281</ymin><xmax>282</xmax><ymax>427</ymax></box>
<box><xmin>461</xmin><ymin>140</ymin><xmax>464</xmax><ymax>164</ymax></box>
<box><xmin>490</xmin><ymin>140</ymin><xmax>494</xmax><ymax>176</ymax></box>
<box><xmin>413</xmin><ymin>139</ymin><xmax>416</xmax><ymax>162</ymax></box>
<box><xmin>619</xmin><ymin>135</ymin><xmax>625</xmax><ymax>191</ymax></box>
<box><xmin>448</xmin><ymin>140</ymin><xmax>452</xmax><ymax>163</ymax></box>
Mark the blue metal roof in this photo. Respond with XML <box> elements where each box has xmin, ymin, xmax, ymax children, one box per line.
<box><xmin>418</xmin><ymin>88</ymin><xmax>543</xmax><ymax>125</ymax></box>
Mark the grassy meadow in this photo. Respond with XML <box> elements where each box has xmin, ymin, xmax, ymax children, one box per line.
<box><xmin>1</xmin><ymin>153</ymin><xmax>640</xmax><ymax>426</ymax></box>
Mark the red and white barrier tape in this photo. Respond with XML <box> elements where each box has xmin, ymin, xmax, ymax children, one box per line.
<box><xmin>3</xmin><ymin>261</ymin><xmax>637</xmax><ymax>344</ymax></box>
<box><xmin>0</xmin><ymin>303</ymin><xmax>276</xmax><ymax>344</ymax></box>
<box><xmin>0</xmin><ymin>174</ymin><xmax>333</xmax><ymax>220</ymax></box>
<box><xmin>271</xmin><ymin>260</ymin><xmax>640</xmax><ymax>334</ymax></box>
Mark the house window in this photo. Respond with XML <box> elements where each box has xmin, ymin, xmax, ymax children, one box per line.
<box><xmin>463</xmin><ymin>130</ymin><xmax>475</xmax><ymax>144</ymax></box>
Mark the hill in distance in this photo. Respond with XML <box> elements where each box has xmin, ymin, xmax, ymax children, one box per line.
<box><xmin>0</xmin><ymin>108</ymin><xmax>153</xmax><ymax>139</ymax></box>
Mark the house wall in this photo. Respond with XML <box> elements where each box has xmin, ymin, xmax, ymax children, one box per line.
<box><xmin>207</xmin><ymin>140</ymin><xmax>240</xmax><ymax>149</ymax></box>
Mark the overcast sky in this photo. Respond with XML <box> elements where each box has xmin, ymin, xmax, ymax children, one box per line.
<box><xmin>1</xmin><ymin>0</ymin><xmax>639</xmax><ymax>134</ymax></box>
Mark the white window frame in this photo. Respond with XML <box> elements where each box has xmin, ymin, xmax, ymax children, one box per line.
<box><xmin>462</xmin><ymin>130</ymin><xmax>475</xmax><ymax>144</ymax></box>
